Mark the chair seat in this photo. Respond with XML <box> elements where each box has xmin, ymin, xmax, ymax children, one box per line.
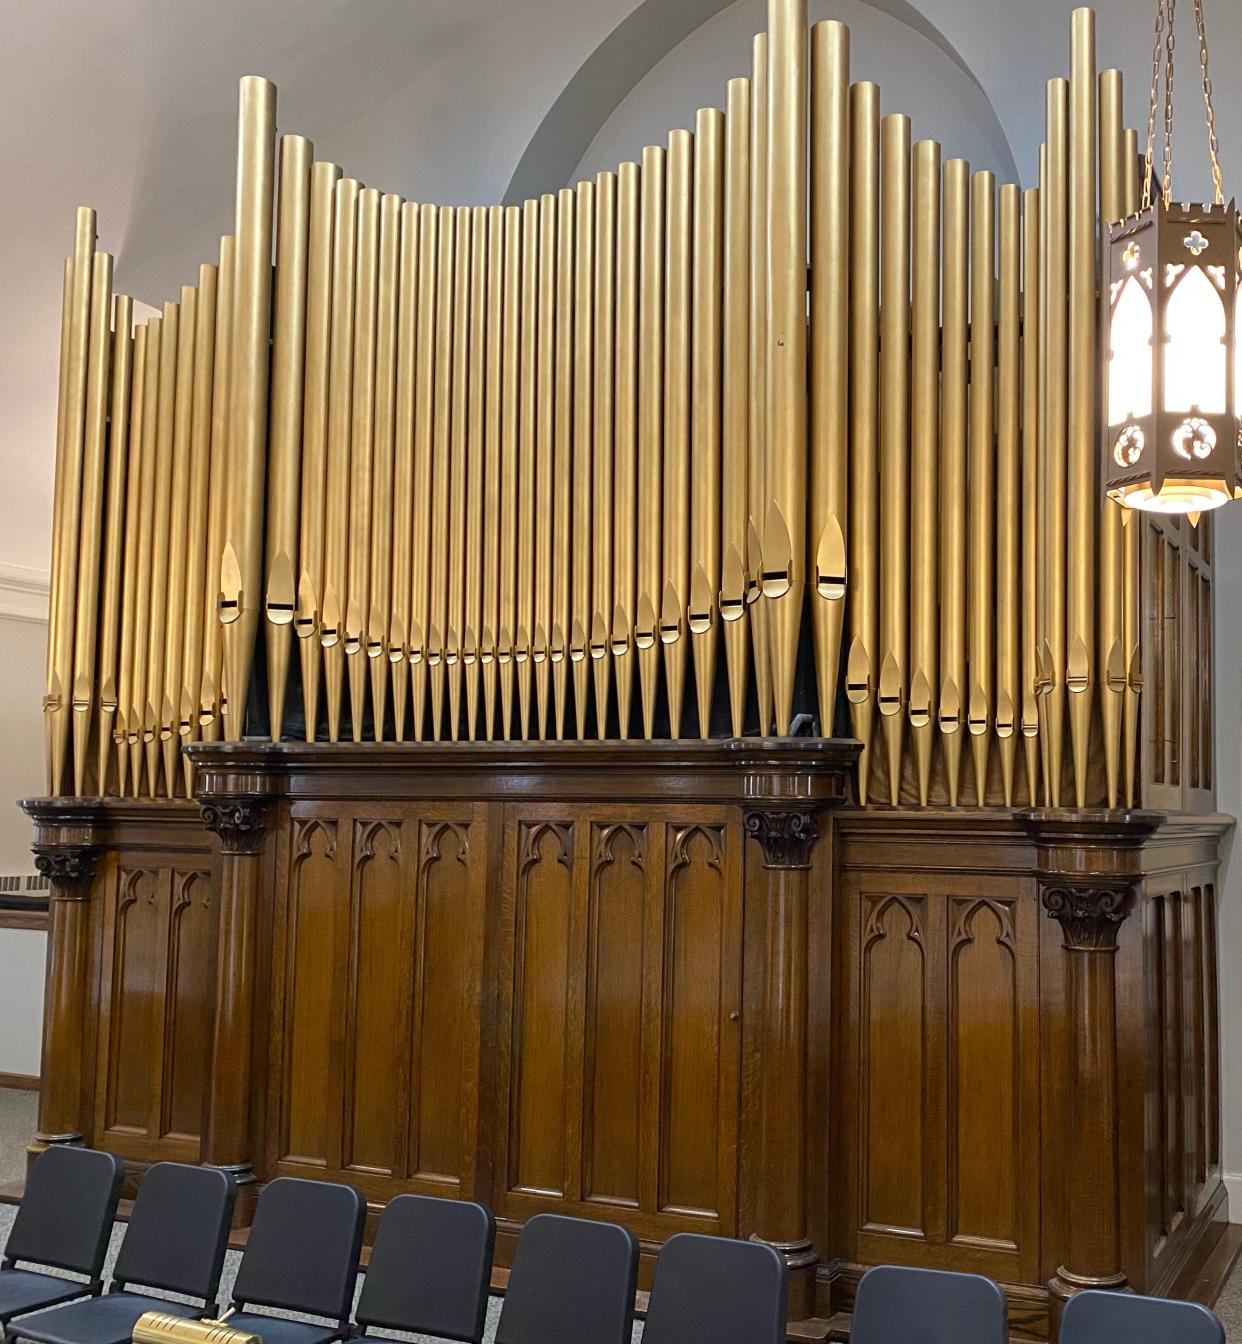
<box><xmin>0</xmin><ymin>1271</ymin><xmax>91</xmax><ymax>1325</ymax></box>
<box><xmin>9</xmin><ymin>1292</ymin><xmax>201</xmax><ymax>1344</ymax></box>
<box><xmin>221</xmin><ymin>1314</ymin><xmax>345</xmax><ymax>1344</ymax></box>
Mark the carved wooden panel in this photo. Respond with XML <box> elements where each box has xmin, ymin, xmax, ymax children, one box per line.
<box><xmin>497</xmin><ymin>808</ymin><xmax>741</xmax><ymax>1240</ymax></box>
<box><xmin>94</xmin><ymin>854</ymin><xmax>214</xmax><ymax>1163</ymax></box>
<box><xmin>839</xmin><ymin>869</ymin><xmax>1040</xmax><ymax>1283</ymax></box>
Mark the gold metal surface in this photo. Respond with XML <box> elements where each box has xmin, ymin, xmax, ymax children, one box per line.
<box><xmin>265</xmin><ymin>135</ymin><xmax>313</xmax><ymax>745</ymax></box>
<box><xmin>428</xmin><ymin>204</ymin><xmax>456</xmax><ymax>740</ymax></box>
<box><xmin>592</xmin><ymin>173</ymin><xmax>617</xmax><ymax>737</ymax></box>
<box><xmin>939</xmin><ymin>159</ymin><xmax>968</xmax><ymax>805</ymax></box>
<box><xmin>116</xmin><ymin>320</ymin><xmax>146</xmax><ymax>798</ymax></box>
<box><xmin>464</xmin><ymin>205</ymin><xmax>488</xmax><ymax>740</ymax></box>
<box><xmin>447</xmin><ymin>204</ymin><xmax>471</xmax><ymax>740</ymax></box>
<box><xmin>499</xmin><ymin>206</ymin><xmax>521</xmax><ymax>739</ymax></box>
<box><xmin>412</xmin><ymin>202</ymin><xmax>439</xmax><ymax>741</ymax></box>
<box><xmin>637</xmin><ymin>145</ymin><xmax>665</xmax><ymax>739</ymax></box>
<box><xmin>749</xmin><ymin>33</ymin><xmax>772</xmax><ymax>737</ymax></box>
<box><xmin>613</xmin><ymin>163</ymin><xmax>639</xmax><ymax>739</ymax></box>
<box><xmin>517</xmin><ymin>198</ymin><xmax>538</xmax><ymax>739</ymax></box>
<box><xmin>764</xmin><ymin>0</ymin><xmax>809</xmax><ymax>737</ymax></box>
<box><xmin>663</xmin><ymin>129</ymin><xmax>692</xmax><ymax>738</ymax></box>
<box><xmin>1122</xmin><ymin>125</ymin><xmax>1141</xmax><ymax>805</ymax></box>
<box><xmin>968</xmin><ymin>170</ymin><xmax>995</xmax><ymax>806</ymax></box>
<box><xmin>721</xmin><ymin>78</ymin><xmax>751</xmax><ymax>738</ymax></box>
<box><xmin>482</xmin><ymin>205</ymin><xmax>504</xmax><ymax>738</ymax></box>
<box><xmin>390</xmin><ymin>199</ymin><xmax>419</xmax><ymax>740</ymax></box>
<box><xmin>146</xmin><ymin>303</ymin><xmax>179</xmax><ymax>791</ymax></box>
<box><xmin>533</xmin><ymin>194</ymin><xmax>556</xmax><ymax>738</ymax></box>
<box><xmin>848</xmin><ymin>82</ymin><xmax>879</xmax><ymax>801</ymax></box>
<box><xmin>997</xmin><ymin>183</ymin><xmax>1021</xmax><ymax>805</ymax></box>
<box><xmin>810</xmin><ymin>22</ymin><xmax>849</xmax><ymax>741</ymax></box>
<box><xmin>910</xmin><ymin>139</ymin><xmax>940</xmax><ymax>803</ymax></box>
<box><xmin>1021</xmin><ymin>187</ymin><xmax>1042</xmax><ymax>806</ymax></box>
<box><xmin>131</xmin><ymin>314</ymin><xmax>161</xmax><ymax>793</ymax></box>
<box><xmin>878</xmin><ymin>114</ymin><xmax>910</xmax><ymax>805</ymax></box>
<box><xmin>691</xmin><ymin>107</ymin><xmax>724</xmax><ymax>740</ymax></box>
<box><xmin>572</xmin><ymin>182</ymin><xmax>595</xmax><ymax>739</ymax></box>
<box><xmin>222</xmin><ymin>75</ymin><xmax>276</xmax><ymax>743</ymax></box>
<box><xmin>552</xmin><ymin>189</ymin><xmax>573</xmax><ymax>739</ymax></box>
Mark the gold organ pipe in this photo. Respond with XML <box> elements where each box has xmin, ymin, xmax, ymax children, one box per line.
<box><xmin>1097</xmin><ymin>68</ymin><xmax>1125</xmax><ymax>808</ymax></box>
<box><xmin>297</xmin><ymin>161</ymin><xmax>341</xmax><ymax>744</ymax></box>
<box><xmin>909</xmin><ymin>139</ymin><xmax>940</xmax><ymax>804</ymax></box>
<box><xmin>265</xmin><ymin>135</ymin><xmax>312</xmax><ymax>744</ymax></box>
<box><xmin>411</xmin><ymin>203</ymin><xmax>439</xmax><ymax>740</ymax></box>
<box><xmin>967</xmin><ymin>171</ymin><xmax>995</xmax><ymax>806</ymax></box>
<box><xmin>1043</xmin><ymin>79</ymin><xmax>1069</xmax><ymax>805</ymax></box>
<box><xmin>809</xmin><ymin>22</ymin><xmax>849</xmax><ymax>740</ymax></box>
<box><xmin>1066</xmin><ymin>9</ymin><xmax>1096</xmax><ymax>807</ymax></box>
<box><xmin>613</xmin><ymin>164</ymin><xmax>639</xmax><ymax>739</ymax></box>
<box><xmin>499</xmin><ymin>206</ymin><xmax>522</xmax><ymax>739</ymax></box>
<box><xmin>347</xmin><ymin>187</ymin><xmax>380</xmax><ymax>742</ymax></box>
<box><xmin>1037</xmin><ymin>141</ymin><xmax>1051</xmax><ymax>794</ymax></box>
<box><xmin>1021</xmin><ymin>186</ymin><xmax>1042</xmax><ymax>806</ymax></box>
<box><xmin>996</xmin><ymin>183</ymin><xmax>1022</xmax><ymax>805</ymax></box>
<box><xmin>116</xmin><ymin>321</ymin><xmax>147</xmax><ymax>798</ymax></box>
<box><xmin>663</xmin><ymin>129</ymin><xmax>692</xmax><ymax>739</ymax></box>
<box><xmin>464</xmin><ymin>205</ymin><xmax>488</xmax><ymax>740</ymax></box>
<box><xmin>592</xmin><ymin>172</ymin><xmax>617</xmax><ymax>737</ymax></box>
<box><xmin>428</xmin><ymin>205</ymin><xmax>456</xmax><ymax>740</ymax></box>
<box><xmin>1122</xmin><ymin>125</ymin><xmax>1141</xmax><ymax>805</ymax></box>
<box><xmin>370</xmin><ymin>192</ymin><xmax>402</xmax><ymax>739</ymax></box>
<box><xmin>200</xmin><ymin>236</ymin><xmax>234</xmax><ymax>745</ymax></box>
<box><xmin>572</xmin><ymin>182</ymin><xmax>595</xmax><ymax>739</ymax></box>
<box><xmin>748</xmin><ymin>33</ymin><xmax>772</xmax><ymax>737</ymax></box>
<box><xmin>637</xmin><ymin>146</ymin><xmax>665</xmax><ymax>739</ymax></box>
<box><xmin>48</xmin><ymin>208</ymin><xmax>96</xmax><ymax>795</ymax></box>
<box><xmin>390</xmin><ymin>200</ymin><xmax>419</xmax><ymax>740</ymax></box>
<box><xmin>552</xmin><ymin>189</ymin><xmax>574</xmax><ymax>739</ymax></box>
<box><xmin>517</xmin><ymin>198</ymin><xmax>538</xmax><ymax>739</ymax></box>
<box><xmin>939</xmin><ymin>159</ymin><xmax>968</xmax><ymax>805</ymax></box>
<box><xmin>878</xmin><ymin>114</ymin><xmax>910</xmax><ymax>806</ymax></box>
<box><xmin>45</xmin><ymin>258</ymin><xmax>75</xmax><ymax>789</ymax></box>
<box><xmin>162</xmin><ymin>285</ymin><xmax>197</xmax><ymax>795</ymax></box>
<box><xmin>447</xmin><ymin>205</ymin><xmax>471</xmax><ymax>740</ymax></box>
<box><xmin>764</xmin><ymin>0</ymin><xmax>808</xmax><ymax>737</ymax></box>
<box><xmin>535</xmin><ymin>193</ymin><xmax>557</xmax><ymax>739</ymax></box>
<box><xmin>721</xmin><ymin>78</ymin><xmax>751</xmax><ymax>739</ymax></box>
<box><xmin>146</xmin><ymin>304</ymin><xmax>178</xmax><ymax>791</ymax></box>
<box><xmin>180</xmin><ymin>264</ymin><xmax>218</xmax><ymax>795</ymax></box>
<box><xmin>690</xmin><ymin>107</ymin><xmax>724</xmax><ymax>741</ymax></box>
<box><xmin>482</xmin><ymin>205</ymin><xmax>504</xmax><ymax>738</ymax></box>
<box><xmin>847</xmin><ymin>83</ymin><xmax>879</xmax><ymax>801</ymax></box>
<box><xmin>221</xmin><ymin>75</ymin><xmax>276</xmax><ymax>743</ymax></box>
<box><xmin>71</xmin><ymin>249</ymin><xmax>114</xmax><ymax>796</ymax></box>
<box><xmin>131</xmin><ymin>315</ymin><xmax>161</xmax><ymax>793</ymax></box>
<box><xmin>322</xmin><ymin>176</ymin><xmax>360</xmax><ymax>742</ymax></box>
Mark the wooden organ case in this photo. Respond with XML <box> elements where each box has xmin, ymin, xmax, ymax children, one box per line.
<box><xmin>22</xmin><ymin>0</ymin><xmax>1233</xmax><ymax>1338</ymax></box>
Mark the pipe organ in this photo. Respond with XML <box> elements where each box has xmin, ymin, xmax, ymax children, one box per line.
<box><xmin>26</xmin><ymin>1</ymin><xmax>1229</xmax><ymax>1338</ymax></box>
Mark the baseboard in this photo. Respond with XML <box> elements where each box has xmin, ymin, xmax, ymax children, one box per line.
<box><xmin>0</xmin><ymin>1072</ymin><xmax>39</xmax><ymax>1092</ymax></box>
<box><xmin>1224</xmin><ymin>1171</ymin><xmax>1242</xmax><ymax>1220</ymax></box>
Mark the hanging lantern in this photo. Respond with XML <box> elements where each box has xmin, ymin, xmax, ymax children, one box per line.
<box><xmin>1102</xmin><ymin>0</ymin><xmax>1240</xmax><ymax>515</ymax></box>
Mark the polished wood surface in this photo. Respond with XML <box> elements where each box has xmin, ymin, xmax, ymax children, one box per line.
<box><xmin>21</xmin><ymin>747</ymin><xmax>1230</xmax><ymax>1339</ymax></box>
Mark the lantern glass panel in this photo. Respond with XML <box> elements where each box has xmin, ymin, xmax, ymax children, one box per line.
<box><xmin>1109</xmin><ymin>276</ymin><xmax>1153</xmax><ymax>424</ymax></box>
<box><xmin>1163</xmin><ymin>265</ymin><xmax>1227</xmax><ymax>414</ymax></box>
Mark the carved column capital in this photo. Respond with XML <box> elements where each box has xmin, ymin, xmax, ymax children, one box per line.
<box><xmin>1041</xmin><ymin>883</ymin><xmax>1135</xmax><ymax>952</ymax></box>
<box><xmin>32</xmin><ymin>845</ymin><xmax>101</xmax><ymax>896</ymax></box>
<box><xmin>201</xmin><ymin>799</ymin><xmax>269</xmax><ymax>856</ymax></box>
<box><xmin>743</xmin><ymin>806</ymin><xmax>820</xmax><ymax>870</ymax></box>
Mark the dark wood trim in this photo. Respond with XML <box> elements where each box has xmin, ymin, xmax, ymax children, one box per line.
<box><xmin>0</xmin><ymin>908</ymin><xmax>49</xmax><ymax>931</ymax></box>
<box><xmin>0</xmin><ymin>1072</ymin><xmax>39</xmax><ymax>1092</ymax></box>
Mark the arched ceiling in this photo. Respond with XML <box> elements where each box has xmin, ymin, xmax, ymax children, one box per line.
<box><xmin>1</xmin><ymin>0</ymin><xmax>1238</xmax><ymax>576</ymax></box>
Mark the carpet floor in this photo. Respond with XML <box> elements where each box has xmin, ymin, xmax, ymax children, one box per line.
<box><xmin>0</xmin><ymin>1088</ymin><xmax>1236</xmax><ymax>1338</ymax></box>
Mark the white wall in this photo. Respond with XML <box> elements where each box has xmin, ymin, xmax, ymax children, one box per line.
<box><xmin>574</xmin><ymin>0</ymin><xmax>1015</xmax><ymax>188</ymax></box>
<box><xmin>0</xmin><ymin>930</ymin><xmax>45</xmax><ymax>1078</ymax></box>
<box><xmin>1214</xmin><ymin>508</ymin><xmax>1242</xmax><ymax>1216</ymax></box>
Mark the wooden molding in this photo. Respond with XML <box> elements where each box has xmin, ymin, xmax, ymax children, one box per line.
<box><xmin>0</xmin><ymin>1072</ymin><xmax>39</xmax><ymax>1092</ymax></box>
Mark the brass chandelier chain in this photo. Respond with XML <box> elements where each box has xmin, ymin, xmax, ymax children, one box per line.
<box><xmin>1142</xmin><ymin>0</ymin><xmax>1225</xmax><ymax>211</ymax></box>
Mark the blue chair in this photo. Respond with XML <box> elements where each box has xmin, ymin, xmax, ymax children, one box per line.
<box><xmin>851</xmin><ymin>1265</ymin><xmax>1008</xmax><ymax>1344</ymax></box>
<box><xmin>0</xmin><ymin>1147</ymin><xmax>123</xmax><ymax>1329</ymax></box>
<box><xmin>223</xmin><ymin>1178</ymin><xmax>366</xmax><ymax>1344</ymax></box>
<box><xmin>495</xmin><ymin>1214</ymin><xmax>638</xmax><ymax>1344</ymax></box>
<box><xmin>1061</xmin><ymin>1288</ymin><xmax>1225</xmax><ymax>1343</ymax></box>
<box><xmin>353</xmin><ymin>1195</ymin><xmax>495</xmax><ymax>1344</ymax></box>
<box><xmin>642</xmin><ymin>1233</ymin><xmax>787</xmax><ymax>1344</ymax></box>
<box><xmin>8</xmin><ymin>1162</ymin><xmax>235</xmax><ymax>1344</ymax></box>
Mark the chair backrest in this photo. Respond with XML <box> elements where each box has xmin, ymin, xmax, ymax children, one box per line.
<box><xmin>230</xmin><ymin>1178</ymin><xmax>366</xmax><ymax>1324</ymax></box>
<box><xmin>851</xmin><ymin>1265</ymin><xmax>1008</xmax><ymax>1344</ymax></box>
<box><xmin>3</xmin><ymin>1147</ymin><xmax>124</xmax><ymax>1280</ymax></box>
<box><xmin>642</xmin><ymin>1233</ymin><xmax>787</xmax><ymax>1344</ymax></box>
<box><xmin>354</xmin><ymin>1195</ymin><xmax>495</xmax><ymax>1344</ymax></box>
<box><xmin>113</xmin><ymin>1163</ymin><xmax>236</xmax><ymax>1302</ymax></box>
<box><xmin>1060</xmin><ymin>1289</ymin><xmax>1225</xmax><ymax>1344</ymax></box>
<box><xmin>495</xmin><ymin>1214</ymin><xmax>638</xmax><ymax>1344</ymax></box>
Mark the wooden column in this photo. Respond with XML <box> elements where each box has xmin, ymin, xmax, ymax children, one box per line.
<box><xmin>199</xmin><ymin>792</ymin><xmax>270</xmax><ymax>1202</ymax></box>
<box><xmin>1022</xmin><ymin>808</ymin><xmax>1160</xmax><ymax>1330</ymax></box>
<box><xmin>742</xmin><ymin>753</ymin><xmax>840</xmax><ymax>1322</ymax></box>
<box><xmin>21</xmin><ymin>800</ymin><xmax>107</xmax><ymax>1157</ymax></box>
